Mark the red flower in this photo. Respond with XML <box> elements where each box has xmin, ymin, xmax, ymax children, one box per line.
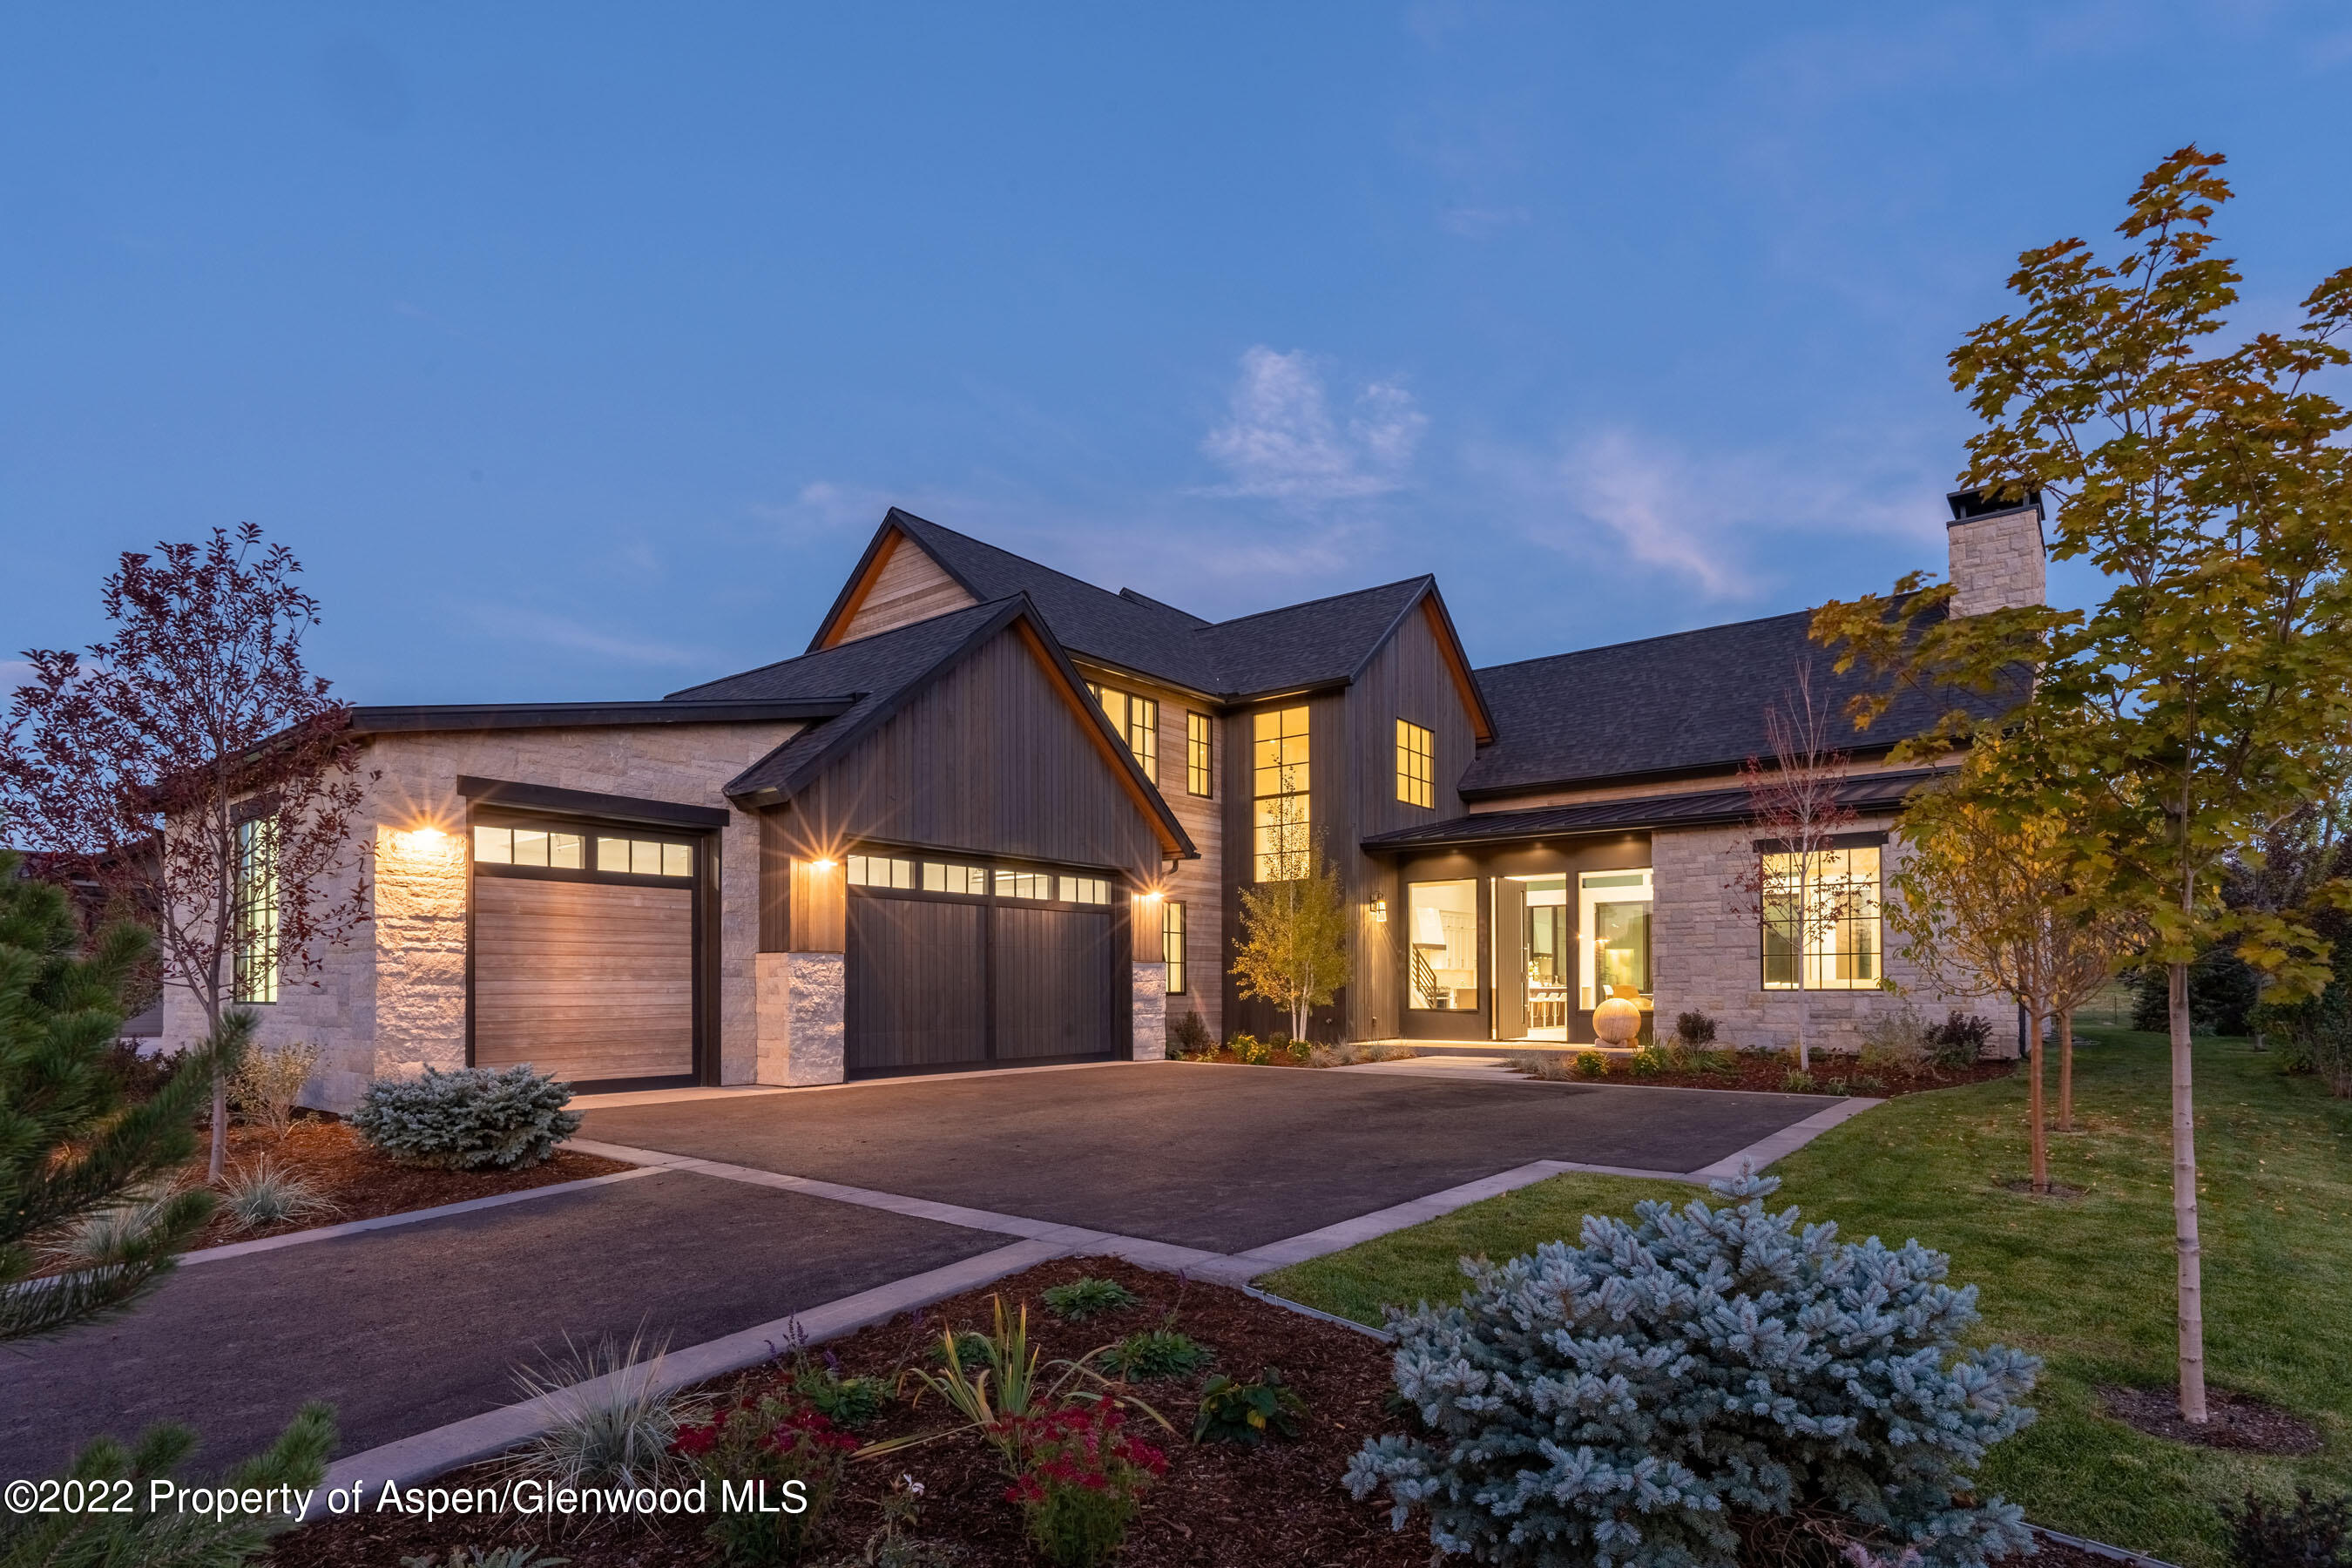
<box><xmin>670</xmin><ymin>1423</ymin><xmax>719</xmax><ymax>1457</ymax></box>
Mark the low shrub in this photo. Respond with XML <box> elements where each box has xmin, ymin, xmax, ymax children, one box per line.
<box><xmin>793</xmin><ymin>1355</ymin><xmax>887</xmax><ymax>1429</ymax></box>
<box><xmin>1673</xmin><ymin>1010</ymin><xmax>1719</xmax><ymax>1046</ymax></box>
<box><xmin>1924</xmin><ymin>1011</ymin><xmax>1994</xmax><ymax>1071</ymax></box>
<box><xmin>101</xmin><ymin>1039</ymin><xmax>179</xmax><ymax>1102</ymax></box>
<box><xmin>1629</xmin><ymin>1044</ymin><xmax>1673</xmax><ymax>1078</ymax></box>
<box><xmin>1574</xmin><ymin>1050</ymin><xmax>1610</xmax><ymax>1079</ymax></box>
<box><xmin>1781</xmin><ymin>1068</ymin><xmax>1817</xmax><ymax>1093</ymax></box>
<box><xmin>928</xmin><ymin>1328</ymin><xmax>994</xmax><ymax>1369</ymax></box>
<box><xmin>846</xmin><ymin>1472</ymin><xmax>955</xmax><ymax>1568</ymax></box>
<box><xmin>1102</xmin><ymin>1328</ymin><xmax>1209</xmax><ymax>1381</ymax></box>
<box><xmin>1857</xmin><ymin>1006</ymin><xmax>1932</xmax><ymax>1075</ymax></box>
<box><xmin>1193</xmin><ymin>1367</ymin><xmax>1304</xmax><ymax>1445</ymax></box>
<box><xmin>228</xmin><ymin>1039</ymin><xmax>322</xmax><ymax>1137</ymax></box>
<box><xmin>353</xmin><ymin>1064</ymin><xmax>583</xmax><ymax>1170</ymax></box>
<box><xmin>1225</xmin><ymin>1032</ymin><xmax>1266</xmax><ymax>1064</ymax></box>
<box><xmin>220</xmin><ymin>1157</ymin><xmax>339</xmax><ymax>1232</ymax></box>
<box><xmin>1042</xmin><ymin>1276</ymin><xmax>1139</xmax><ymax>1323</ymax></box>
<box><xmin>1506</xmin><ymin>1051</ymin><xmax>1577</xmax><ymax>1082</ymax></box>
<box><xmin>1169</xmin><ymin>1009</ymin><xmax>1213</xmax><ymax>1059</ymax></box>
<box><xmin>673</xmin><ymin>1398</ymin><xmax>856</xmax><ymax>1565</ymax></box>
<box><xmin>39</xmin><ymin>1182</ymin><xmax>186</xmax><ymax>1270</ymax></box>
<box><xmin>1347</xmin><ymin>1171</ymin><xmax>2040</xmax><ymax>1568</ymax></box>
<box><xmin>2220</xmin><ymin>1486</ymin><xmax>2350</xmax><ymax>1568</ymax></box>
<box><xmin>1003</xmin><ymin>1399</ymin><xmax>1166</xmax><ymax>1568</ymax></box>
<box><xmin>1689</xmin><ymin>1048</ymin><xmax>1740</xmax><ymax>1080</ymax></box>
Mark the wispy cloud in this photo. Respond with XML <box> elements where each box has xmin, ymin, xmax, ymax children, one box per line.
<box><xmin>1200</xmin><ymin>347</ymin><xmax>1426</xmax><ymax>505</ymax></box>
<box><xmin>748</xmin><ymin>480</ymin><xmax>897</xmax><ymax>538</ymax></box>
<box><xmin>1469</xmin><ymin>425</ymin><xmax>1947</xmax><ymax>604</ymax></box>
<box><xmin>465</xmin><ymin>606</ymin><xmax>705</xmax><ymax>668</ymax></box>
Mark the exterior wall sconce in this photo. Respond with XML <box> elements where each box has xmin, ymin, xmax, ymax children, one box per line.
<box><xmin>1368</xmin><ymin>897</ymin><xmax>1388</xmax><ymax>923</ymax></box>
<box><xmin>809</xmin><ymin>857</ymin><xmax>838</xmax><ymax>872</ymax></box>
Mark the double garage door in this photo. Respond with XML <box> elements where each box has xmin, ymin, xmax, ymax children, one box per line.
<box><xmin>468</xmin><ymin>817</ymin><xmax>705</xmax><ymax>1092</ymax></box>
<box><xmin>844</xmin><ymin>878</ymin><xmax>1120</xmax><ymax>1077</ymax></box>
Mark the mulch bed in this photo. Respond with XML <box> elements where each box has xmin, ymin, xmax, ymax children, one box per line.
<box><xmin>2099</xmin><ymin>1384</ymin><xmax>2324</xmax><ymax>1456</ymax></box>
<box><xmin>1510</xmin><ymin>1052</ymin><xmax>2019</xmax><ymax>1098</ymax></box>
<box><xmin>193</xmin><ymin>1116</ymin><xmax>634</xmax><ymax>1250</ymax></box>
<box><xmin>270</xmin><ymin>1254</ymin><xmax>1427</xmax><ymax>1568</ymax></box>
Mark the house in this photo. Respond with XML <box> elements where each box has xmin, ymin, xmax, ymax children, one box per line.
<box><xmin>163</xmin><ymin>490</ymin><xmax>2044</xmax><ymax>1108</ymax></box>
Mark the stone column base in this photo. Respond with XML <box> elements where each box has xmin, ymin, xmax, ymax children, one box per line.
<box><xmin>756</xmin><ymin>951</ymin><xmax>846</xmax><ymax>1085</ymax></box>
<box><xmin>1131</xmin><ymin>962</ymin><xmax>1168</xmax><ymax>1061</ymax></box>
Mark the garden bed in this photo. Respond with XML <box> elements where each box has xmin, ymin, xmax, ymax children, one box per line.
<box><xmin>191</xmin><ymin>1116</ymin><xmax>633</xmax><ymax>1250</ymax></box>
<box><xmin>1508</xmin><ymin>1048</ymin><xmax>2017</xmax><ymax>1098</ymax></box>
<box><xmin>270</xmin><ymin>1254</ymin><xmax>1428</xmax><ymax>1568</ymax></box>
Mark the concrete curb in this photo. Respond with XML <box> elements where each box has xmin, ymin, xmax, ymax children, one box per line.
<box><xmin>1690</xmin><ymin>1097</ymin><xmax>1882</xmax><ymax>1182</ymax></box>
<box><xmin>177</xmin><ymin>1166</ymin><xmax>669</xmax><ymax>1267</ymax></box>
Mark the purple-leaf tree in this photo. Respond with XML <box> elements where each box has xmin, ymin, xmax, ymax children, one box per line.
<box><xmin>1</xmin><ymin>524</ymin><xmax>371</xmax><ymax>1179</ymax></box>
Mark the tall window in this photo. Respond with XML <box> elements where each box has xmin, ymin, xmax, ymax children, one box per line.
<box><xmin>1407</xmin><ymin>878</ymin><xmax>1477</xmax><ymax>1010</ymax></box>
<box><xmin>1578</xmin><ymin>868</ymin><xmax>1653</xmax><ymax>1010</ymax></box>
<box><xmin>1186</xmin><ymin>712</ymin><xmax>1213</xmax><ymax>797</ymax></box>
<box><xmin>1761</xmin><ymin>845</ymin><xmax>1882</xmax><ymax>990</ymax></box>
<box><xmin>1396</xmin><ymin>719</ymin><xmax>1435</xmax><ymax>808</ymax></box>
<box><xmin>1163</xmin><ymin>900</ymin><xmax>1186</xmax><ymax>994</ymax></box>
<box><xmin>233</xmin><ymin>817</ymin><xmax>279</xmax><ymax>1004</ymax></box>
<box><xmin>1252</xmin><ymin>706</ymin><xmax>1310</xmax><ymax>881</ymax></box>
<box><xmin>1086</xmin><ymin>682</ymin><xmax>1159</xmax><ymax>779</ymax></box>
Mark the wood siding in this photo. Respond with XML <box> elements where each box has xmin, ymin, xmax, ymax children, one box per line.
<box><xmin>993</xmin><ymin>904</ymin><xmax>1117</xmax><ymax>1058</ymax></box>
<box><xmin>780</xmin><ymin>626</ymin><xmax>1164</xmax><ymax>884</ymax></box>
<box><xmin>835</xmin><ymin>534</ymin><xmax>977</xmax><ymax>645</ymax></box>
<box><xmin>472</xmin><ymin>877</ymin><xmax>694</xmax><ymax>1080</ymax></box>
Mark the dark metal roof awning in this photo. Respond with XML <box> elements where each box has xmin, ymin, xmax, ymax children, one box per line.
<box><xmin>1362</xmin><ymin>769</ymin><xmax>1943</xmax><ymax>854</ymax></box>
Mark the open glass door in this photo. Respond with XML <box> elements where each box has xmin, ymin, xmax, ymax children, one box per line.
<box><xmin>1493</xmin><ymin>875</ymin><xmax>1569</xmax><ymax>1041</ymax></box>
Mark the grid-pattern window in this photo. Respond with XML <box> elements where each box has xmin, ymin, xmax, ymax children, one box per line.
<box><xmin>996</xmin><ymin>868</ymin><xmax>1051</xmax><ymax>900</ymax></box>
<box><xmin>922</xmin><ymin>862</ymin><xmax>990</xmax><ymax>896</ymax></box>
<box><xmin>1186</xmin><ymin>712</ymin><xmax>1213</xmax><ymax>797</ymax></box>
<box><xmin>1252</xmin><ymin>706</ymin><xmax>1311</xmax><ymax>881</ymax></box>
<box><xmin>1058</xmin><ymin>875</ymin><xmax>1112</xmax><ymax>905</ymax></box>
<box><xmin>1396</xmin><ymin>719</ymin><xmax>1435</xmax><ymax>808</ymax></box>
<box><xmin>233</xmin><ymin>817</ymin><xmax>279</xmax><ymax>1004</ymax></box>
<box><xmin>1761</xmin><ymin>846</ymin><xmax>1882</xmax><ymax>990</ymax></box>
<box><xmin>846</xmin><ymin>853</ymin><xmax>916</xmax><ymax>889</ymax></box>
<box><xmin>1086</xmin><ymin>682</ymin><xmax>1159</xmax><ymax>779</ymax></box>
<box><xmin>598</xmin><ymin>836</ymin><xmax>693</xmax><ymax>878</ymax></box>
<box><xmin>472</xmin><ymin>824</ymin><xmax>587</xmax><ymax>868</ymax></box>
<box><xmin>1164</xmin><ymin>900</ymin><xmax>1186</xmax><ymax>994</ymax></box>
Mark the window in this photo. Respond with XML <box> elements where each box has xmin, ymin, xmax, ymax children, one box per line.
<box><xmin>472</xmin><ymin>824</ymin><xmax>586</xmax><ymax>869</ymax></box>
<box><xmin>1086</xmin><ymin>683</ymin><xmax>1159</xmax><ymax>779</ymax></box>
<box><xmin>1396</xmin><ymin>719</ymin><xmax>1435</xmax><ymax>808</ymax></box>
<box><xmin>922</xmin><ymin>861</ymin><xmax>990</xmax><ymax>896</ymax></box>
<box><xmin>1761</xmin><ymin>845</ymin><xmax>1882</xmax><ymax>990</ymax></box>
<box><xmin>1407</xmin><ymin>879</ymin><xmax>1477</xmax><ymax>1010</ymax></box>
<box><xmin>233</xmin><ymin>817</ymin><xmax>279</xmax><ymax>1004</ymax></box>
<box><xmin>1058</xmin><ymin>875</ymin><xmax>1111</xmax><ymax>905</ymax></box>
<box><xmin>847</xmin><ymin>853</ymin><xmax>916</xmax><ymax>889</ymax></box>
<box><xmin>996</xmin><ymin>868</ymin><xmax>1051</xmax><ymax>900</ymax></box>
<box><xmin>1164</xmin><ymin>900</ymin><xmax>1186</xmax><ymax>993</ymax></box>
<box><xmin>598</xmin><ymin>836</ymin><xmax>693</xmax><ymax>878</ymax></box>
<box><xmin>1252</xmin><ymin>706</ymin><xmax>1311</xmax><ymax>881</ymax></box>
<box><xmin>1186</xmin><ymin>712</ymin><xmax>1214</xmax><ymax>797</ymax></box>
<box><xmin>1578</xmin><ymin>869</ymin><xmax>1653</xmax><ymax>1010</ymax></box>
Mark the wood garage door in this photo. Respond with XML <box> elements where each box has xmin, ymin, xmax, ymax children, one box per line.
<box><xmin>473</xmin><ymin>875</ymin><xmax>697</xmax><ymax>1087</ymax></box>
<box><xmin>843</xmin><ymin>876</ymin><xmax>1121</xmax><ymax>1078</ymax></box>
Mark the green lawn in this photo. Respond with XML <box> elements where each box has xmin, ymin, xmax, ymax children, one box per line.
<box><xmin>1262</xmin><ymin>1030</ymin><xmax>2352</xmax><ymax>1567</ymax></box>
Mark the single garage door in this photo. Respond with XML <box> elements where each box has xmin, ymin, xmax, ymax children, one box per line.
<box><xmin>843</xmin><ymin>854</ymin><xmax>1122</xmax><ymax>1077</ymax></box>
<box><xmin>470</xmin><ymin>820</ymin><xmax>703</xmax><ymax>1090</ymax></box>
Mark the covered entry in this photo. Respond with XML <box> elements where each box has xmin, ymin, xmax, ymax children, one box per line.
<box><xmin>468</xmin><ymin>810</ymin><xmax>712</xmax><ymax>1091</ymax></box>
<box><xmin>841</xmin><ymin>851</ymin><xmax>1121</xmax><ymax>1077</ymax></box>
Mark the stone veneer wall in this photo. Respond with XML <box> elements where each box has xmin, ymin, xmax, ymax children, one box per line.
<box><xmin>1947</xmin><ymin>507</ymin><xmax>2047</xmax><ymax>618</ymax></box>
<box><xmin>1131</xmin><ymin>961</ymin><xmax>1167</xmax><ymax>1061</ymax></box>
<box><xmin>755</xmin><ymin>950</ymin><xmax>845</xmax><ymax>1085</ymax></box>
<box><xmin>1650</xmin><ymin>817</ymin><xmax>1994</xmax><ymax>1055</ymax></box>
<box><xmin>159</xmin><ymin>720</ymin><xmax>802</xmax><ymax>1112</ymax></box>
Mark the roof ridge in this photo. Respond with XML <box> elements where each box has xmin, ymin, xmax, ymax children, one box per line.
<box><xmin>894</xmin><ymin>510</ymin><xmax>1196</xmax><ymax>625</ymax></box>
<box><xmin>667</xmin><ymin>596</ymin><xmax>1010</xmax><ymax>700</ymax></box>
<box><xmin>1472</xmin><ymin>603</ymin><xmax>1820</xmax><ymax>674</ymax></box>
<box><xmin>1200</xmin><ymin>574</ymin><xmax>1433</xmax><ymax>632</ymax></box>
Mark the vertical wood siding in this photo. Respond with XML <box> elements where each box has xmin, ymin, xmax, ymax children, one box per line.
<box><xmin>992</xmin><ymin>904</ymin><xmax>1117</xmax><ymax>1058</ymax></box>
<box><xmin>844</xmin><ymin>896</ymin><xmax>990</xmax><ymax>1070</ymax></box>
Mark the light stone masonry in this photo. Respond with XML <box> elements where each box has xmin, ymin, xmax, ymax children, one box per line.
<box><xmin>1130</xmin><ymin>961</ymin><xmax>1167</xmax><ymax>1061</ymax></box>
<box><xmin>755</xmin><ymin>950</ymin><xmax>846</xmax><ymax>1085</ymax></box>
<box><xmin>1946</xmin><ymin>506</ymin><xmax>2047</xmax><ymax>618</ymax></box>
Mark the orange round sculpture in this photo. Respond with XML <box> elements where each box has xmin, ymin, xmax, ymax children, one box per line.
<box><xmin>1592</xmin><ymin>997</ymin><xmax>1643</xmax><ymax>1047</ymax></box>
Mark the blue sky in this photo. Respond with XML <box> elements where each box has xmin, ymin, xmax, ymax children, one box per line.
<box><xmin>4</xmin><ymin>3</ymin><xmax>2348</xmax><ymax>704</ymax></box>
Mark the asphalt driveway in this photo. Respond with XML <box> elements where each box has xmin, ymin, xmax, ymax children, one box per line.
<box><xmin>581</xmin><ymin>1062</ymin><xmax>1825</xmax><ymax>1254</ymax></box>
<box><xmin>0</xmin><ymin>1169</ymin><xmax>1003</xmax><ymax>1480</ymax></box>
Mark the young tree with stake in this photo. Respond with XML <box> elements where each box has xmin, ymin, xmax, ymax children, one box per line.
<box><xmin>1815</xmin><ymin>148</ymin><xmax>2352</xmax><ymax>1422</ymax></box>
<box><xmin>2</xmin><ymin>525</ymin><xmax>371</xmax><ymax>1179</ymax></box>
<box><xmin>1233</xmin><ymin>834</ymin><xmax>1350</xmax><ymax>1046</ymax></box>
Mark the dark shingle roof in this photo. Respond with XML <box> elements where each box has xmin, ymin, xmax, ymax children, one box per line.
<box><xmin>1362</xmin><ymin>768</ymin><xmax>1941</xmax><ymax>851</ymax></box>
<box><xmin>1457</xmin><ymin>605</ymin><xmax>2018</xmax><ymax>798</ymax></box>
<box><xmin>872</xmin><ymin>510</ymin><xmax>1442</xmax><ymax>702</ymax></box>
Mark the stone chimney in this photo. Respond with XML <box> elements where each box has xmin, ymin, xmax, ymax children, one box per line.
<box><xmin>1944</xmin><ymin>487</ymin><xmax>2046</xmax><ymax>616</ymax></box>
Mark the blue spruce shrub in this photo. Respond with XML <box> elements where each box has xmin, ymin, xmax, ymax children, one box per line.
<box><xmin>1345</xmin><ymin>1172</ymin><xmax>2038</xmax><ymax>1568</ymax></box>
<box><xmin>351</xmin><ymin>1064</ymin><xmax>584</xmax><ymax>1170</ymax></box>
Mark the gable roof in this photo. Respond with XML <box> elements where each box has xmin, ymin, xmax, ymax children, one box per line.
<box><xmin>811</xmin><ymin>510</ymin><xmax>1490</xmax><ymax>729</ymax></box>
<box><xmin>674</xmin><ymin>596</ymin><xmax>1195</xmax><ymax>858</ymax></box>
<box><xmin>1457</xmin><ymin>603</ymin><xmax>2019</xmax><ymax>799</ymax></box>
